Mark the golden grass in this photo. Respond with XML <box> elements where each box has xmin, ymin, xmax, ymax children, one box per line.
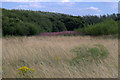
<box><xmin>2</xmin><ymin>36</ymin><xmax>118</xmax><ymax>78</ymax></box>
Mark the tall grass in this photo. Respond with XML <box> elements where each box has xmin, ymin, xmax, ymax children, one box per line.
<box><xmin>39</xmin><ymin>31</ymin><xmax>79</xmax><ymax>36</ymax></box>
<box><xmin>70</xmin><ymin>44</ymin><xmax>109</xmax><ymax>66</ymax></box>
<box><xmin>2</xmin><ymin>36</ymin><xmax>118</xmax><ymax>78</ymax></box>
<box><xmin>76</xmin><ymin>19</ymin><xmax>118</xmax><ymax>36</ymax></box>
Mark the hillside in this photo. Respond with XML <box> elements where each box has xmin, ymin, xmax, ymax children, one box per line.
<box><xmin>2</xmin><ymin>8</ymin><xmax>119</xmax><ymax>36</ymax></box>
<box><xmin>2</xmin><ymin>8</ymin><xmax>119</xmax><ymax>78</ymax></box>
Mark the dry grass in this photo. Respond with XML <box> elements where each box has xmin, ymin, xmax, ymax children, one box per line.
<box><xmin>2</xmin><ymin>36</ymin><xmax>118</xmax><ymax>78</ymax></box>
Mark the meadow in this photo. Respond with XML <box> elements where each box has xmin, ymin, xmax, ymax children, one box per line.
<box><xmin>2</xmin><ymin>35</ymin><xmax>118</xmax><ymax>78</ymax></box>
<box><xmin>1</xmin><ymin>4</ymin><xmax>119</xmax><ymax>78</ymax></box>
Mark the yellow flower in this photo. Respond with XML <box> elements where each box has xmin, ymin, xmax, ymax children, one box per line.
<box><xmin>30</xmin><ymin>69</ymin><xmax>34</xmax><ymax>71</ymax></box>
<box><xmin>18</xmin><ymin>66</ymin><xmax>34</xmax><ymax>77</ymax></box>
<box><xmin>18</xmin><ymin>66</ymin><xmax>28</xmax><ymax>70</ymax></box>
<box><xmin>18</xmin><ymin>66</ymin><xmax>34</xmax><ymax>72</ymax></box>
<box><xmin>56</xmin><ymin>57</ymin><xmax>60</xmax><ymax>60</ymax></box>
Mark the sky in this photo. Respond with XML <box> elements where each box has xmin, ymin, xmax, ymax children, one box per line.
<box><xmin>1</xmin><ymin>0</ymin><xmax>119</xmax><ymax>2</ymax></box>
<box><xmin>2</xmin><ymin>2</ymin><xmax>118</xmax><ymax>16</ymax></box>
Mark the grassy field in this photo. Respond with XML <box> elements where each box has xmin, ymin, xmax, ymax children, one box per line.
<box><xmin>2</xmin><ymin>36</ymin><xmax>118</xmax><ymax>78</ymax></box>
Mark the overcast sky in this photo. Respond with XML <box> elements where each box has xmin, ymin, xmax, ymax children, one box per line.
<box><xmin>2</xmin><ymin>2</ymin><xmax>118</xmax><ymax>16</ymax></box>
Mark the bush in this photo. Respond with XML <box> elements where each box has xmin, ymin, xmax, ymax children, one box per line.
<box><xmin>76</xmin><ymin>19</ymin><xmax>118</xmax><ymax>36</ymax></box>
<box><xmin>70</xmin><ymin>44</ymin><xmax>109</xmax><ymax>66</ymax></box>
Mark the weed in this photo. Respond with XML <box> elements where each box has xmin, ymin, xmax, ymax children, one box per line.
<box><xmin>70</xmin><ymin>44</ymin><xmax>109</xmax><ymax>66</ymax></box>
<box><xmin>18</xmin><ymin>66</ymin><xmax>34</xmax><ymax>78</ymax></box>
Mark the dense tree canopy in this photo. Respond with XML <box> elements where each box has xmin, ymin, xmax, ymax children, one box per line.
<box><xmin>2</xmin><ymin>8</ymin><xmax>119</xmax><ymax>36</ymax></box>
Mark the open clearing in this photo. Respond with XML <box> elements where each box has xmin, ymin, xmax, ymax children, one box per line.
<box><xmin>2</xmin><ymin>36</ymin><xmax>118</xmax><ymax>78</ymax></box>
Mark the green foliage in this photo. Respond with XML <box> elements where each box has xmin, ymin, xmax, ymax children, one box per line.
<box><xmin>2</xmin><ymin>9</ymin><xmax>85</xmax><ymax>36</ymax></box>
<box><xmin>52</xmin><ymin>21</ymin><xmax>67</xmax><ymax>32</ymax></box>
<box><xmin>2</xmin><ymin>8</ymin><xmax>119</xmax><ymax>36</ymax></box>
<box><xmin>70</xmin><ymin>44</ymin><xmax>109</xmax><ymax>66</ymax></box>
<box><xmin>83</xmin><ymin>14</ymin><xmax>118</xmax><ymax>26</ymax></box>
<box><xmin>62</xmin><ymin>16</ymin><xmax>85</xmax><ymax>31</ymax></box>
<box><xmin>77</xmin><ymin>19</ymin><xmax>118</xmax><ymax>36</ymax></box>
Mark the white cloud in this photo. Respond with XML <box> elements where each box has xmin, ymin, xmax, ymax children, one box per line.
<box><xmin>88</xmin><ymin>7</ymin><xmax>98</xmax><ymax>10</ymax></box>
<box><xmin>62</xmin><ymin>0</ymin><xmax>70</xmax><ymax>2</ymax></box>
<box><xmin>29</xmin><ymin>3</ymin><xmax>45</xmax><ymax>8</ymax></box>
<box><xmin>50</xmin><ymin>10</ymin><xmax>64</xmax><ymax>13</ymax></box>
<box><xmin>16</xmin><ymin>3</ymin><xmax>45</xmax><ymax>9</ymax></box>
<box><xmin>56</xmin><ymin>2</ymin><xmax>76</xmax><ymax>7</ymax></box>
<box><xmin>86</xmin><ymin>7</ymin><xmax>101</xmax><ymax>12</ymax></box>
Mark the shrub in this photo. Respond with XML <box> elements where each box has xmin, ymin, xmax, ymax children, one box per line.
<box><xmin>70</xmin><ymin>44</ymin><xmax>109</xmax><ymax>66</ymax></box>
<box><xmin>76</xmin><ymin>19</ymin><xmax>118</xmax><ymax>36</ymax></box>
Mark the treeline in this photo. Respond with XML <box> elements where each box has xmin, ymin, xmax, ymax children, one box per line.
<box><xmin>76</xmin><ymin>19</ymin><xmax>118</xmax><ymax>36</ymax></box>
<box><xmin>2</xmin><ymin>8</ymin><xmax>119</xmax><ymax>36</ymax></box>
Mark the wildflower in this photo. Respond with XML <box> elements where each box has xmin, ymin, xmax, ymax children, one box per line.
<box><xmin>18</xmin><ymin>66</ymin><xmax>28</xmax><ymax>72</ymax></box>
<box><xmin>56</xmin><ymin>57</ymin><xmax>60</xmax><ymax>60</ymax></box>
<box><xmin>18</xmin><ymin>66</ymin><xmax>34</xmax><ymax>76</ymax></box>
<box><xmin>30</xmin><ymin>69</ymin><xmax>34</xmax><ymax>71</ymax></box>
